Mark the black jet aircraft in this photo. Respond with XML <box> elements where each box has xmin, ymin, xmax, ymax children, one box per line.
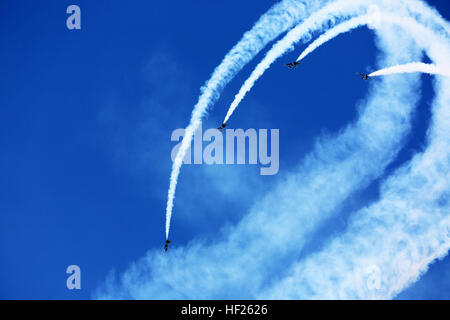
<box><xmin>217</xmin><ymin>123</ymin><xmax>228</xmax><ymax>131</ymax></box>
<box><xmin>285</xmin><ymin>61</ymin><xmax>301</xmax><ymax>69</ymax></box>
<box><xmin>357</xmin><ymin>72</ymin><xmax>373</xmax><ymax>80</ymax></box>
<box><xmin>164</xmin><ymin>239</ymin><xmax>171</xmax><ymax>252</ymax></box>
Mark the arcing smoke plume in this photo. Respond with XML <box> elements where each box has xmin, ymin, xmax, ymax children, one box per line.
<box><xmin>296</xmin><ymin>15</ymin><xmax>370</xmax><ymax>62</ymax></box>
<box><xmin>164</xmin><ymin>0</ymin><xmax>329</xmax><ymax>239</ymax></box>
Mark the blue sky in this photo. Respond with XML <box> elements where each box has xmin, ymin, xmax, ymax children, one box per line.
<box><xmin>0</xmin><ymin>0</ymin><xmax>449</xmax><ymax>299</ymax></box>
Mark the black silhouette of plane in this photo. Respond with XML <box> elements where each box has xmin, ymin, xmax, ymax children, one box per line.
<box><xmin>285</xmin><ymin>61</ymin><xmax>301</xmax><ymax>69</ymax></box>
<box><xmin>164</xmin><ymin>239</ymin><xmax>171</xmax><ymax>252</ymax></box>
<box><xmin>217</xmin><ymin>123</ymin><xmax>228</xmax><ymax>131</ymax></box>
<box><xmin>357</xmin><ymin>72</ymin><xmax>373</xmax><ymax>80</ymax></box>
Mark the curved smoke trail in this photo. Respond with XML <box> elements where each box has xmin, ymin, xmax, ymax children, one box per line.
<box><xmin>369</xmin><ymin>62</ymin><xmax>450</xmax><ymax>77</ymax></box>
<box><xmin>296</xmin><ymin>15</ymin><xmax>370</xmax><ymax>61</ymax></box>
<box><xmin>164</xmin><ymin>0</ymin><xmax>329</xmax><ymax>239</ymax></box>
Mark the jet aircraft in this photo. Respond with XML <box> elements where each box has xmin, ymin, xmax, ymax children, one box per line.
<box><xmin>285</xmin><ymin>61</ymin><xmax>301</xmax><ymax>68</ymax></box>
<box><xmin>217</xmin><ymin>123</ymin><xmax>228</xmax><ymax>131</ymax></box>
<box><xmin>164</xmin><ymin>239</ymin><xmax>171</xmax><ymax>252</ymax></box>
<box><xmin>357</xmin><ymin>72</ymin><xmax>373</xmax><ymax>80</ymax></box>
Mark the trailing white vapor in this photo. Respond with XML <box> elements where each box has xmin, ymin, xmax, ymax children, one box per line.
<box><xmin>98</xmin><ymin>0</ymin><xmax>450</xmax><ymax>300</ymax></box>
<box><xmin>296</xmin><ymin>15</ymin><xmax>370</xmax><ymax>61</ymax></box>
<box><xmin>369</xmin><ymin>62</ymin><xmax>450</xmax><ymax>77</ymax></box>
<box><xmin>164</xmin><ymin>0</ymin><xmax>329</xmax><ymax>239</ymax></box>
<box><xmin>223</xmin><ymin>0</ymin><xmax>371</xmax><ymax>124</ymax></box>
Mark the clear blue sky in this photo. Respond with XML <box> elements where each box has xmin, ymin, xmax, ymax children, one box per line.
<box><xmin>0</xmin><ymin>0</ymin><xmax>449</xmax><ymax>299</ymax></box>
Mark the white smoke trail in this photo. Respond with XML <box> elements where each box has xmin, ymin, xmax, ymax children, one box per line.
<box><xmin>165</xmin><ymin>0</ymin><xmax>329</xmax><ymax>239</ymax></box>
<box><xmin>369</xmin><ymin>62</ymin><xmax>450</xmax><ymax>77</ymax></box>
<box><xmin>223</xmin><ymin>0</ymin><xmax>370</xmax><ymax>124</ymax></box>
<box><xmin>296</xmin><ymin>15</ymin><xmax>370</xmax><ymax>61</ymax></box>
